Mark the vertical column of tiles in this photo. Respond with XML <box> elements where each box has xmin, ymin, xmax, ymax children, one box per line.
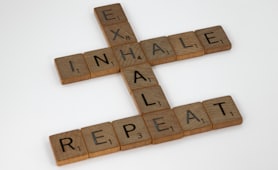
<box><xmin>202</xmin><ymin>96</ymin><xmax>242</xmax><ymax>129</ymax></box>
<box><xmin>140</xmin><ymin>36</ymin><xmax>176</xmax><ymax>65</ymax></box>
<box><xmin>168</xmin><ymin>31</ymin><xmax>204</xmax><ymax>60</ymax></box>
<box><xmin>49</xmin><ymin>130</ymin><xmax>88</xmax><ymax>166</ymax></box>
<box><xmin>121</xmin><ymin>63</ymin><xmax>159</xmax><ymax>93</ymax></box>
<box><xmin>195</xmin><ymin>25</ymin><xmax>231</xmax><ymax>54</ymax></box>
<box><xmin>173</xmin><ymin>102</ymin><xmax>212</xmax><ymax>136</ymax></box>
<box><xmin>112</xmin><ymin>116</ymin><xmax>151</xmax><ymax>150</ymax></box>
<box><xmin>55</xmin><ymin>54</ymin><xmax>91</xmax><ymax>84</ymax></box>
<box><xmin>143</xmin><ymin>110</ymin><xmax>183</xmax><ymax>144</ymax></box>
<box><xmin>132</xmin><ymin>86</ymin><xmax>170</xmax><ymax>114</ymax></box>
<box><xmin>81</xmin><ymin>122</ymin><xmax>120</xmax><ymax>158</ymax></box>
<box><xmin>84</xmin><ymin>48</ymin><xmax>120</xmax><ymax>78</ymax></box>
<box><xmin>112</xmin><ymin>43</ymin><xmax>147</xmax><ymax>68</ymax></box>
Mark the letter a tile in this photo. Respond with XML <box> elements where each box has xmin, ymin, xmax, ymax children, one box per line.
<box><xmin>195</xmin><ymin>25</ymin><xmax>231</xmax><ymax>54</ymax></box>
<box><xmin>143</xmin><ymin>110</ymin><xmax>183</xmax><ymax>144</ymax></box>
<box><xmin>81</xmin><ymin>122</ymin><xmax>120</xmax><ymax>158</ymax></box>
<box><xmin>55</xmin><ymin>54</ymin><xmax>91</xmax><ymax>84</ymax></box>
<box><xmin>173</xmin><ymin>102</ymin><xmax>212</xmax><ymax>136</ymax></box>
<box><xmin>49</xmin><ymin>130</ymin><xmax>88</xmax><ymax>166</ymax></box>
<box><xmin>112</xmin><ymin>116</ymin><xmax>151</xmax><ymax>150</ymax></box>
<box><xmin>84</xmin><ymin>48</ymin><xmax>120</xmax><ymax>78</ymax></box>
<box><xmin>132</xmin><ymin>86</ymin><xmax>170</xmax><ymax>114</ymax></box>
<box><xmin>202</xmin><ymin>96</ymin><xmax>242</xmax><ymax>129</ymax></box>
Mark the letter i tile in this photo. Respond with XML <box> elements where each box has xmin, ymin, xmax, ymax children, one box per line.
<box><xmin>49</xmin><ymin>130</ymin><xmax>88</xmax><ymax>166</ymax></box>
<box><xmin>81</xmin><ymin>122</ymin><xmax>120</xmax><ymax>158</ymax></box>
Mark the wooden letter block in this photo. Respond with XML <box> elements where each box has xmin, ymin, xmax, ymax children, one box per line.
<box><xmin>132</xmin><ymin>86</ymin><xmax>170</xmax><ymax>114</ymax></box>
<box><xmin>202</xmin><ymin>96</ymin><xmax>242</xmax><ymax>129</ymax></box>
<box><xmin>112</xmin><ymin>116</ymin><xmax>151</xmax><ymax>150</ymax></box>
<box><xmin>103</xmin><ymin>22</ymin><xmax>137</xmax><ymax>47</ymax></box>
<box><xmin>55</xmin><ymin>54</ymin><xmax>91</xmax><ymax>84</ymax></box>
<box><xmin>143</xmin><ymin>110</ymin><xmax>183</xmax><ymax>144</ymax></box>
<box><xmin>94</xmin><ymin>3</ymin><xmax>127</xmax><ymax>26</ymax></box>
<box><xmin>84</xmin><ymin>48</ymin><xmax>120</xmax><ymax>78</ymax></box>
<box><xmin>168</xmin><ymin>31</ymin><xmax>204</xmax><ymax>60</ymax></box>
<box><xmin>173</xmin><ymin>102</ymin><xmax>212</xmax><ymax>136</ymax></box>
<box><xmin>195</xmin><ymin>25</ymin><xmax>231</xmax><ymax>54</ymax></box>
<box><xmin>112</xmin><ymin>43</ymin><xmax>147</xmax><ymax>68</ymax></box>
<box><xmin>121</xmin><ymin>63</ymin><xmax>159</xmax><ymax>92</ymax></box>
<box><xmin>81</xmin><ymin>122</ymin><xmax>120</xmax><ymax>158</ymax></box>
<box><xmin>140</xmin><ymin>36</ymin><xmax>176</xmax><ymax>65</ymax></box>
<box><xmin>49</xmin><ymin>130</ymin><xmax>88</xmax><ymax>166</ymax></box>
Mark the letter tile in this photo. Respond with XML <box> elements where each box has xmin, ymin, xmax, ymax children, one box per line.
<box><xmin>55</xmin><ymin>54</ymin><xmax>91</xmax><ymax>84</ymax></box>
<box><xmin>173</xmin><ymin>102</ymin><xmax>212</xmax><ymax>136</ymax></box>
<box><xmin>140</xmin><ymin>36</ymin><xmax>176</xmax><ymax>65</ymax></box>
<box><xmin>195</xmin><ymin>25</ymin><xmax>231</xmax><ymax>54</ymax></box>
<box><xmin>49</xmin><ymin>130</ymin><xmax>88</xmax><ymax>166</ymax></box>
<box><xmin>81</xmin><ymin>122</ymin><xmax>120</xmax><ymax>158</ymax></box>
<box><xmin>112</xmin><ymin>116</ymin><xmax>151</xmax><ymax>150</ymax></box>
<box><xmin>84</xmin><ymin>48</ymin><xmax>120</xmax><ymax>78</ymax></box>
<box><xmin>202</xmin><ymin>96</ymin><xmax>243</xmax><ymax>129</ymax></box>
<box><xmin>143</xmin><ymin>110</ymin><xmax>183</xmax><ymax>144</ymax></box>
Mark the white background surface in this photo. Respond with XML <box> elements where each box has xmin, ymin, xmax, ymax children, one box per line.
<box><xmin>1</xmin><ymin>0</ymin><xmax>278</xmax><ymax>169</ymax></box>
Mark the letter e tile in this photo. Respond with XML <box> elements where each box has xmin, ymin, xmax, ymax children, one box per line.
<box><xmin>112</xmin><ymin>116</ymin><xmax>151</xmax><ymax>150</ymax></box>
<box><xmin>173</xmin><ymin>102</ymin><xmax>212</xmax><ymax>136</ymax></box>
<box><xmin>202</xmin><ymin>96</ymin><xmax>243</xmax><ymax>129</ymax></box>
<box><xmin>49</xmin><ymin>130</ymin><xmax>88</xmax><ymax>166</ymax></box>
<box><xmin>143</xmin><ymin>110</ymin><xmax>183</xmax><ymax>144</ymax></box>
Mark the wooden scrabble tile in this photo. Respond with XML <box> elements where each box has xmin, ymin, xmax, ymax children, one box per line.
<box><xmin>112</xmin><ymin>43</ymin><xmax>147</xmax><ymax>68</ymax></box>
<box><xmin>49</xmin><ymin>130</ymin><xmax>88</xmax><ymax>166</ymax></box>
<box><xmin>94</xmin><ymin>3</ymin><xmax>127</xmax><ymax>26</ymax></box>
<box><xmin>173</xmin><ymin>102</ymin><xmax>212</xmax><ymax>136</ymax></box>
<box><xmin>84</xmin><ymin>48</ymin><xmax>120</xmax><ymax>78</ymax></box>
<box><xmin>168</xmin><ymin>31</ymin><xmax>204</xmax><ymax>60</ymax></box>
<box><xmin>132</xmin><ymin>86</ymin><xmax>170</xmax><ymax>114</ymax></box>
<box><xmin>121</xmin><ymin>63</ymin><xmax>159</xmax><ymax>92</ymax></box>
<box><xmin>55</xmin><ymin>54</ymin><xmax>91</xmax><ymax>84</ymax></box>
<box><xmin>112</xmin><ymin>116</ymin><xmax>151</xmax><ymax>150</ymax></box>
<box><xmin>143</xmin><ymin>109</ymin><xmax>183</xmax><ymax>144</ymax></box>
<box><xmin>81</xmin><ymin>122</ymin><xmax>120</xmax><ymax>158</ymax></box>
<box><xmin>140</xmin><ymin>36</ymin><xmax>176</xmax><ymax>65</ymax></box>
<box><xmin>103</xmin><ymin>22</ymin><xmax>137</xmax><ymax>47</ymax></box>
<box><xmin>195</xmin><ymin>25</ymin><xmax>232</xmax><ymax>54</ymax></box>
<box><xmin>202</xmin><ymin>96</ymin><xmax>242</xmax><ymax>129</ymax></box>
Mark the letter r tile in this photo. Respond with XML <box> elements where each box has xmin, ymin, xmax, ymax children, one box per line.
<box><xmin>112</xmin><ymin>116</ymin><xmax>151</xmax><ymax>150</ymax></box>
<box><xmin>202</xmin><ymin>96</ymin><xmax>243</xmax><ymax>129</ymax></box>
<box><xmin>94</xmin><ymin>3</ymin><xmax>127</xmax><ymax>26</ymax></box>
<box><xmin>81</xmin><ymin>122</ymin><xmax>120</xmax><ymax>158</ymax></box>
<box><xmin>173</xmin><ymin>102</ymin><xmax>212</xmax><ymax>136</ymax></box>
<box><xmin>195</xmin><ymin>25</ymin><xmax>232</xmax><ymax>54</ymax></box>
<box><xmin>143</xmin><ymin>110</ymin><xmax>183</xmax><ymax>144</ymax></box>
<box><xmin>49</xmin><ymin>130</ymin><xmax>88</xmax><ymax>166</ymax></box>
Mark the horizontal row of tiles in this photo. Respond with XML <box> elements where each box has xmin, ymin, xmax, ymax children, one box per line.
<box><xmin>55</xmin><ymin>25</ymin><xmax>231</xmax><ymax>84</ymax></box>
<box><xmin>49</xmin><ymin>95</ymin><xmax>243</xmax><ymax>166</ymax></box>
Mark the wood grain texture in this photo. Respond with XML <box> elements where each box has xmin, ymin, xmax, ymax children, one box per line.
<box><xmin>49</xmin><ymin>130</ymin><xmax>88</xmax><ymax>166</ymax></box>
<box><xmin>202</xmin><ymin>96</ymin><xmax>242</xmax><ymax>129</ymax></box>
<box><xmin>103</xmin><ymin>22</ymin><xmax>137</xmax><ymax>47</ymax></box>
<box><xmin>121</xmin><ymin>63</ymin><xmax>158</xmax><ymax>93</ymax></box>
<box><xmin>168</xmin><ymin>31</ymin><xmax>204</xmax><ymax>60</ymax></box>
<box><xmin>132</xmin><ymin>86</ymin><xmax>170</xmax><ymax>114</ymax></box>
<box><xmin>140</xmin><ymin>36</ymin><xmax>176</xmax><ymax>65</ymax></box>
<box><xmin>195</xmin><ymin>25</ymin><xmax>231</xmax><ymax>54</ymax></box>
<box><xmin>84</xmin><ymin>48</ymin><xmax>120</xmax><ymax>78</ymax></box>
<box><xmin>112</xmin><ymin>116</ymin><xmax>151</xmax><ymax>150</ymax></box>
<box><xmin>55</xmin><ymin>54</ymin><xmax>90</xmax><ymax>84</ymax></box>
<box><xmin>112</xmin><ymin>43</ymin><xmax>147</xmax><ymax>68</ymax></box>
<box><xmin>81</xmin><ymin>122</ymin><xmax>120</xmax><ymax>158</ymax></box>
<box><xmin>94</xmin><ymin>3</ymin><xmax>127</xmax><ymax>27</ymax></box>
<box><xmin>173</xmin><ymin>102</ymin><xmax>212</xmax><ymax>136</ymax></box>
<box><xmin>143</xmin><ymin>109</ymin><xmax>183</xmax><ymax>144</ymax></box>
